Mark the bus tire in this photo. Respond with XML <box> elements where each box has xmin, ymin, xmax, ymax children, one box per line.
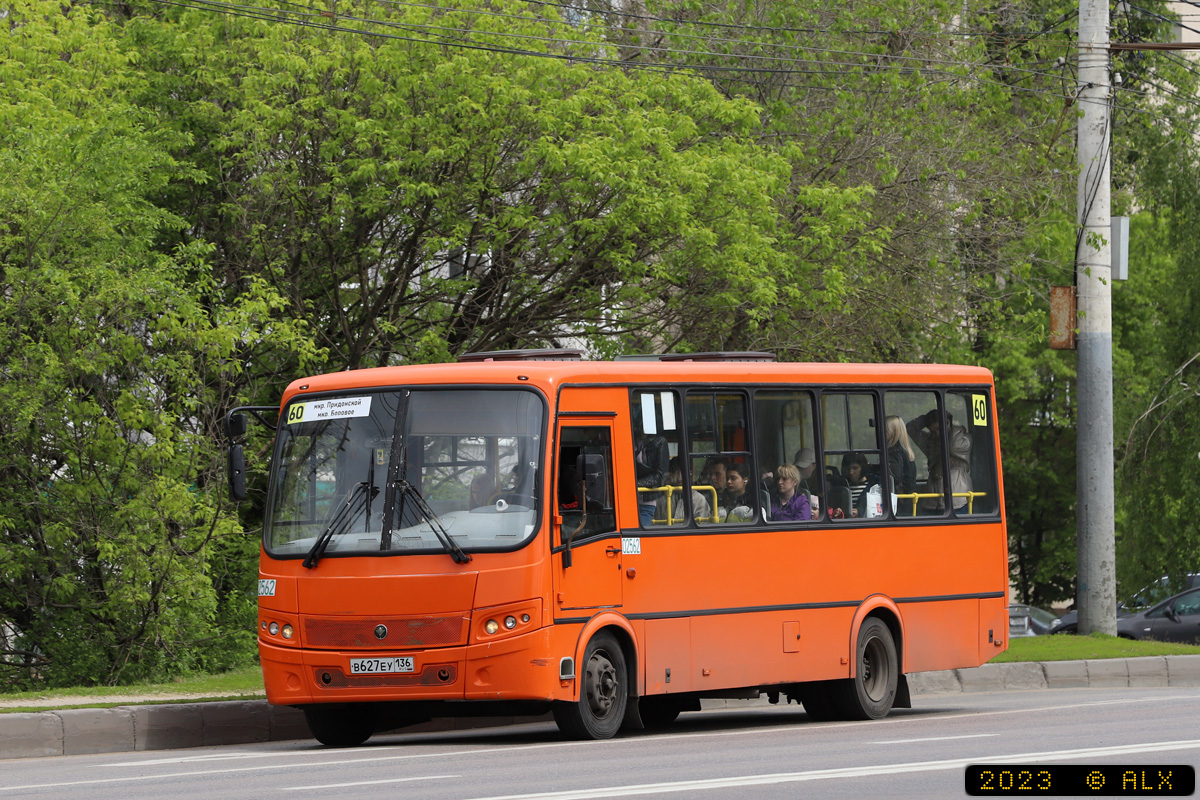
<box><xmin>304</xmin><ymin>705</ymin><xmax>376</xmax><ymax>747</ymax></box>
<box><xmin>835</xmin><ymin>617</ymin><xmax>898</xmax><ymax>720</ymax></box>
<box><xmin>553</xmin><ymin>631</ymin><xmax>628</xmax><ymax>739</ymax></box>
<box><xmin>636</xmin><ymin>696</ymin><xmax>682</xmax><ymax>729</ymax></box>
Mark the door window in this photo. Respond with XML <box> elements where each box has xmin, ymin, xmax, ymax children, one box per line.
<box><xmin>557</xmin><ymin>426</ymin><xmax>616</xmax><ymax>543</ymax></box>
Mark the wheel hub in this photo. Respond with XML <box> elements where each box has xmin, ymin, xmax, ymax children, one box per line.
<box><xmin>585</xmin><ymin>652</ymin><xmax>619</xmax><ymax>717</ymax></box>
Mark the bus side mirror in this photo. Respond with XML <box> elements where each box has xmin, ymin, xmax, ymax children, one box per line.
<box><xmin>229</xmin><ymin>444</ymin><xmax>247</xmax><ymax>502</ymax></box>
<box><xmin>227</xmin><ymin>412</ymin><xmax>248</xmax><ymax>440</ymax></box>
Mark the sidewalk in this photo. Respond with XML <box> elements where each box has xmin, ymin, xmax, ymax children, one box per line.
<box><xmin>3</xmin><ymin>655</ymin><xmax>1198</xmax><ymax>760</ymax></box>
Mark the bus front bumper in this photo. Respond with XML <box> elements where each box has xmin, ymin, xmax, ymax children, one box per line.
<box><xmin>260</xmin><ymin>626</ymin><xmax>572</xmax><ymax>706</ymax></box>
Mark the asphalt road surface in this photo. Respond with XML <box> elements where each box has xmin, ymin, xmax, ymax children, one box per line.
<box><xmin>2</xmin><ymin>688</ymin><xmax>1198</xmax><ymax>800</ymax></box>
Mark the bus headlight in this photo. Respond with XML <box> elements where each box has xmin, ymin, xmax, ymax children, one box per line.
<box><xmin>281</xmin><ymin>624</ymin><xmax>294</xmax><ymax>639</ymax></box>
<box><xmin>268</xmin><ymin>622</ymin><xmax>279</xmax><ymax>636</ymax></box>
<box><xmin>474</xmin><ymin>600</ymin><xmax>541</xmax><ymax>641</ymax></box>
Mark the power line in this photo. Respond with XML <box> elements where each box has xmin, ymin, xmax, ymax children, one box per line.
<box><xmin>1126</xmin><ymin>2</ymin><xmax>1200</xmax><ymax>39</ymax></box>
<box><xmin>136</xmin><ymin>0</ymin><xmax>1199</xmax><ymax>137</ymax></box>
<box><xmin>163</xmin><ymin>0</ymin><xmax>1076</xmax><ymax>81</ymax></box>
<box><xmin>149</xmin><ymin>0</ymin><xmax>1090</xmax><ymax>92</ymax></box>
<box><xmin>514</xmin><ymin>0</ymin><xmax>1076</xmax><ymax>41</ymax></box>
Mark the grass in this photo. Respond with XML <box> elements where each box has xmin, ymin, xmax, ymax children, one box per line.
<box><xmin>0</xmin><ymin>664</ymin><xmax>265</xmax><ymax>713</ymax></box>
<box><xmin>990</xmin><ymin>632</ymin><xmax>1200</xmax><ymax>663</ymax></box>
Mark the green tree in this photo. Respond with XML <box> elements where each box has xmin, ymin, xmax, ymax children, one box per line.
<box><xmin>575</xmin><ymin>0</ymin><xmax>1078</xmax><ymax>361</ymax></box>
<box><xmin>129</xmin><ymin>0</ymin><xmax>878</xmax><ymax>373</ymax></box>
<box><xmin>1107</xmin><ymin>4</ymin><xmax>1200</xmax><ymax>597</ymax></box>
<box><xmin>0</xmin><ymin>0</ymin><xmax>310</xmax><ymax>686</ymax></box>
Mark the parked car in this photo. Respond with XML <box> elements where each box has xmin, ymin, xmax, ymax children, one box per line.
<box><xmin>1116</xmin><ymin>586</ymin><xmax>1200</xmax><ymax>644</ymax></box>
<box><xmin>1048</xmin><ymin>572</ymin><xmax>1200</xmax><ymax>634</ymax></box>
<box><xmin>1009</xmin><ymin>604</ymin><xmax>1058</xmax><ymax>637</ymax></box>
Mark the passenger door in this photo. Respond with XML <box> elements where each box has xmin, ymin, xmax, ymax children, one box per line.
<box><xmin>553</xmin><ymin>421</ymin><xmax>622</xmax><ymax>613</ymax></box>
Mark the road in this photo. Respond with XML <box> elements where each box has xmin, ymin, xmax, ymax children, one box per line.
<box><xmin>2</xmin><ymin>688</ymin><xmax>1198</xmax><ymax>799</ymax></box>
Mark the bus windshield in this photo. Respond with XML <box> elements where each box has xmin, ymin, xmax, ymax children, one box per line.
<box><xmin>265</xmin><ymin>388</ymin><xmax>544</xmax><ymax>559</ymax></box>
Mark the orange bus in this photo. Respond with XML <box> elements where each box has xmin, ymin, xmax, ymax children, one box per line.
<box><xmin>226</xmin><ymin>350</ymin><xmax>1008</xmax><ymax>745</ymax></box>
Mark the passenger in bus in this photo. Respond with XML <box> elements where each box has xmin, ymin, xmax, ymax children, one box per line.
<box><xmin>793</xmin><ymin>447</ymin><xmax>819</xmax><ymax>494</ymax></box>
<box><xmin>908</xmin><ymin>410</ymin><xmax>972</xmax><ymax>512</ymax></box>
<box><xmin>700</xmin><ymin>458</ymin><xmax>728</xmax><ymax>494</ymax></box>
<box><xmin>792</xmin><ymin>447</ymin><xmax>821</xmax><ymax>513</ymax></box>
<box><xmin>699</xmin><ymin>457</ymin><xmax>730</xmax><ymax>517</ymax></box>
<box><xmin>769</xmin><ymin>464</ymin><xmax>812</xmax><ymax>521</ymax></box>
<box><xmin>634</xmin><ymin>431</ymin><xmax>670</xmax><ymax>527</ymax></box>
<box><xmin>657</xmin><ymin>458</ymin><xmax>710</xmax><ymax>524</ymax></box>
<box><xmin>842</xmin><ymin>452</ymin><xmax>870</xmax><ymax>516</ymax></box>
<box><xmin>470</xmin><ymin>473</ymin><xmax>496</xmax><ymax>508</ymax></box>
<box><xmin>722</xmin><ymin>464</ymin><xmax>755</xmax><ymax>523</ymax></box>
<box><xmin>885</xmin><ymin>416</ymin><xmax>917</xmax><ymax>496</ymax></box>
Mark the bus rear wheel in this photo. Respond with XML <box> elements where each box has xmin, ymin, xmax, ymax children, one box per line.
<box><xmin>834</xmin><ymin>617</ymin><xmax>898</xmax><ymax>720</ymax></box>
<box><xmin>553</xmin><ymin>631</ymin><xmax>628</xmax><ymax>740</ymax></box>
<box><xmin>304</xmin><ymin>705</ymin><xmax>377</xmax><ymax>747</ymax></box>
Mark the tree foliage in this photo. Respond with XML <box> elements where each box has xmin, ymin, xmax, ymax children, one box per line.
<box><xmin>0</xmin><ymin>0</ymin><xmax>310</xmax><ymax>686</ymax></box>
<box><xmin>134</xmin><ymin>0</ymin><xmax>868</xmax><ymax>371</ymax></box>
<box><xmin>3</xmin><ymin>0</ymin><xmax>1200</xmax><ymax>685</ymax></box>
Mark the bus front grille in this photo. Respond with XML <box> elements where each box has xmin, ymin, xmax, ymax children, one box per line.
<box><xmin>303</xmin><ymin>615</ymin><xmax>470</xmax><ymax>648</ymax></box>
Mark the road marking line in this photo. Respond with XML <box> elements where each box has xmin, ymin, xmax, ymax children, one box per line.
<box><xmin>873</xmin><ymin>733</ymin><xmax>999</xmax><ymax>744</ymax></box>
<box><xmin>280</xmin><ymin>774</ymin><xmax>458</xmax><ymax>791</ymax></box>
<box><xmin>6</xmin><ymin>737</ymin><xmax>1199</xmax><ymax>794</ymax></box>
<box><xmin>457</xmin><ymin>740</ymin><xmax>1200</xmax><ymax>800</ymax></box>
<box><xmin>2</xmin><ymin>743</ymin><xmax>592</xmax><ymax>791</ymax></box>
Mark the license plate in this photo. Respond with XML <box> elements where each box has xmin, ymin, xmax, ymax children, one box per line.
<box><xmin>349</xmin><ymin>656</ymin><xmax>415</xmax><ymax>674</ymax></box>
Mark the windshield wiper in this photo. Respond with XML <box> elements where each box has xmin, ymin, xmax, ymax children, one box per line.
<box><xmin>302</xmin><ymin>481</ymin><xmax>378</xmax><ymax>569</ymax></box>
<box><xmin>393</xmin><ymin>479</ymin><xmax>472</xmax><ymax>564</ymax></box>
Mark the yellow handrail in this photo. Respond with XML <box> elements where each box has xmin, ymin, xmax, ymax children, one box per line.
<box><xmin>638</xmin><ymin>484</ymin><xmax>719</xmax><ymax>524</ymax></box>
<box><xmin>893</xmin><ymin>491</ymin><xmax>988</xmax><ymax>515</ymax></box>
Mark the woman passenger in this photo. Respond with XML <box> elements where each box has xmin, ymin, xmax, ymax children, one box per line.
<box><xmin>885</xmin><ymin>415</ymin><xmax>917</xmax><ymax>496</ymax></box>
<box><xmin>770</xmin><ymin>464</ymin><xmax>812</xmax><ymax>522</ymax></box>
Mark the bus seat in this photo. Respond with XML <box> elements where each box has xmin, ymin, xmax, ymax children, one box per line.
<box><xmin>826</xmin><ymin>483</ymin><xmax>851</xmax><ymax>519</ymax></box>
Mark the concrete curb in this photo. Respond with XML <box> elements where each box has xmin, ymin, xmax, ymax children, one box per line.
<box><xmin>904</xmin><ymin>654</ymin><xmax>1200</xmax><ymax>696</ymax></box>
<box><xmin>4</xmin><ymin>656</ymin><xmax>1198</xmax><ymax>760</ymax></box>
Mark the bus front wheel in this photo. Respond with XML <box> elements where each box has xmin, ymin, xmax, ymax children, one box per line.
<box><xmin>836</xmin><ymin>617</ymin><xmax>898</xmax><ymax>720</ymax></box>
<box><xmin>304</xmin><ymin>705</ymin><xmax>377</xmax><ymax>747</ymax></box>
<box><xmin>553</xmin><ymin>631</ymin><xmax>628</xmax><ymax>740</ymax></box>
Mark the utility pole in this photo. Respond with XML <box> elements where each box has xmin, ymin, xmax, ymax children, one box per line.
<box><xmin>1075</xmin><ymin>0</ymin><xmax>1117</xmax><ymax>635</ymax></box>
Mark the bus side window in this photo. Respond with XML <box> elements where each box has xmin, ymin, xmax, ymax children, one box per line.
<box><xmin>631</xmin><ymin>390</ymin><xmax>684</xmax><ymax>528</ymax></box>
<box><xmin>753</xmin><ymin>390</ymin><xmax>817</xmax><ymax>521</ymax></box>
<box><xmin>686</xmin><ymin>392</ymin><xmax>753</xmax><ymax>526</ymax></box>
<box><xmin>558</xmin><ymin>426</ymin><xmax>616</xmax><ymax>542</ymax></box>
<box><xmin>948</xmin><ymin>390</ymin><xmax>998</xmax><ymax>516</ymax></box>
<box><xmin>821</xmin><ymin>392</ymin><xmax>883</xmax><ymax>520</ymax></box>
<box><xmin>885</xmin><ymin>390</ymin><xmax>939</xmax><ymax>518</ymax></box>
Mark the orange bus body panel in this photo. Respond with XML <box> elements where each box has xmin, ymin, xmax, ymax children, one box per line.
<box><xmin>257</xmin><ymin>360</ymin><xmax>1008</xmax><ymax>716</ymax></box>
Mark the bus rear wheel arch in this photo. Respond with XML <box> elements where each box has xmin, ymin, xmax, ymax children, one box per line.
<box><xmin>553</xmin><ymin>630</ymin><xmax>629</xmax><ymax>739</ymax></box>
<box><xmin>798</xmin><ymin>615</ymin><xmax>900</xmax><ymax>721</ymax></box>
